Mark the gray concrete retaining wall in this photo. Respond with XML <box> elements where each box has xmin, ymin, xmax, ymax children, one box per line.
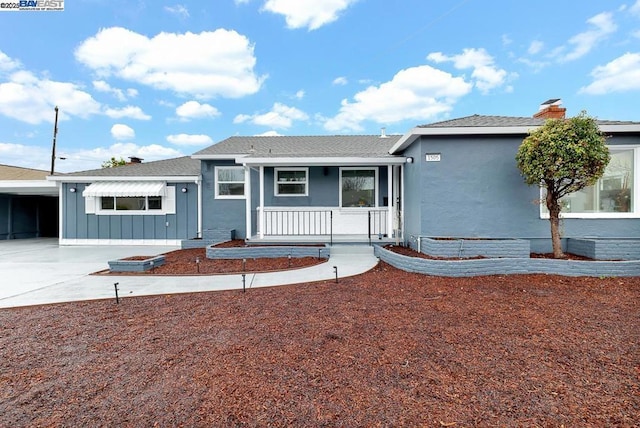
<box><xmin>108</xmin><ymin>255</ymin><xmax>166</xmax><ymax>272</ymax></box>
<box><xmin>418</xmin><ymin>237</ymin><xmax>530</xmax><ymax>258</ymax></box>
<box><xmin>375</xmin><ymin>245</ymin><xmax>640</xmax><ymax>277</ymax></box>
<box><xmin>207</xmin><ymin>245</ymin><xmax>330</xmax><ymax>260</ymax></box>
<box><xmin>568</xmin><ymin>238</ymin><xmax>640</xmax><ymax>261</ymax></box>
<box><xmin>181</xmin><ymin>229</ymin><xmax>236</xmax><ymax>249</ymax></box>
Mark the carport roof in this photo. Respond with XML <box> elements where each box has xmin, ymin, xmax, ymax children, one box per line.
<box><xmin>0</xmin><ymin>164</ymin><xmax>51</xmax><ymax>180</ymax></box>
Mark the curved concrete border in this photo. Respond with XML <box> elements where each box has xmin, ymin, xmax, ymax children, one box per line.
<box><xmin>374</xmin><ymin>245</ymin><xmax>640</xmax><ymax>277</ymax></box>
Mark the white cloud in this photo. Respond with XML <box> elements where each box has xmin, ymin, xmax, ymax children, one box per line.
<box><xmin>631</xmin><ymin>0</ymin><xmax>640</xmax><ymax>16</ymax></box>
<box><xmin>255</xmin><ymin>130</ymin><xmax>282</xmax><ymax>136</ymax></box>
<box><xmin>166</xmin><ymin>133</ymin><xmax>213</xmax><ymax>146</ymax></box>
<box><xmin>323</xmin><ymin>65</ymin><xmax>472</xmax><ymax>132</ymax></box>
<box><xmin>332</xmin><ymin>76</ymin><xmax>348</xmax><ymax>85</ymax></box>
<box><xmin>104</xmin><ymin>105</ymin><xmax>151</xmax><ymax>120</ymax></box>
<box><xmin>175</xmin><ymin>100</ymin><xmax>220</xmax><ymax>121</ymax></box>
<box><xmin>427</xmin><ymin>48</ymin><xmax>508</xmax><ymax>93</ymax></box>
<box><xmin>501</xmin><ymin>34</ymin><xmax>512</xmax><ymax>46</ymax></box>
<box><xmin>164</xmin><ymin>4</ymin><xmax>189</xmax><ymax>18</ymax></box>
<box><xmin>92</xmin><ymin>80</ymin><xmax>138</xmax><ymax>101</ymax></box>
<box><xmin>294</xmin><ymin>89</ymin><xmax>305</xmax><ymax>99</ymax></box>
<box><xmin>0</xmin><ymin>69</ymin><xmax>101</xmax><ymax>125</ymax></box>
<box><xmin>528</xmin><ymin>40</ymin><xmax>544</xmax><ymax>55</ymax></box>
<box><xmin>110</xmin><ymin>124</ymin><xmax>135</xmax><ymax>140</ymax></box>
<box><xmin>262</xmin><ymin>0</ymin><xmax>358</xmax><ymax>30</ymax></box>
<box><xmin>552</xmin><ymin>12</ymin><xmax>617</xmax><ymax>63</ymax></box>
<box><xmin>0</xmin><ymin>50</ymin><xmax>21</xmax><ymax>72</ymax></box>
<box><xmin>234</xmin><ymin>102</ymin><xmax>309</xmax><ymax>128</ymax></box>
<box><xmin>75</xmin><ymin>27</ymin><xmax>266</xmax><ymax>99</ymax></box>
<box><xmin>579</xmin><ymin>52</ymin><xmax>640</xmax><ymax>94</ymax></box>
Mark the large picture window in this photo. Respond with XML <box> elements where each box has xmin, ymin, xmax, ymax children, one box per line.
<box><xmin>215</xmin><ymin>166</ymin><xmax>245</xmax><ymax>199</ymax></box>
<box><xmin>275</xmin><ymin>168</ymin><xmax>308</xmax><ymax>196</ymax></box>
<box><xmin>542</xmin><ymin>147</ymin><xmax>638</xmax><ymax>218</ymax></box>
<box><xmin>340</xmin><ymin>168</ymin><xmax>377</xmax><ymax>207</ymax></box>
<box><xmin>83</xmin><ymin>184</ymin><xmax>176</xmax><ymax>215</ymax></box>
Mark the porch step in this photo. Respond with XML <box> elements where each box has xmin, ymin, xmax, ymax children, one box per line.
<box><xmin>329</xmin><ymin>244</ymin><xmax>375</xmax><ymax>256</ymax></box>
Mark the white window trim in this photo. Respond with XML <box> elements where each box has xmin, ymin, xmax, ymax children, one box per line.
<box><xmin>215</xmin><ymin>166</ymin><xmax>246</xmax><ymax>199</ymax></box>
<box><xmin>274</xmin><ymin>167</ymin><xmax>308</xmax><ymax>197</ymax></box>
<box><xmin>339</xmin><ymin>167</ymin><xmax>379</xmax><ymax>208</ymax></box>
<box><xmin>539</xmin><ymin>145</ymin><xmax>640</xmax><ymax>219</ymax></box>
<box><xmin>90</xmin><ymin>186</ymin><xmax>176</xmax><ymax>216</ymax></box>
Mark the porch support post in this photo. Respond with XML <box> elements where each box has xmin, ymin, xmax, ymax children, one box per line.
<box><xmin>244</xmin><ymin>166</ymin><xmax>251</xmax><ymax>240</ymax></box>
<box><xmin>259</xmin><ymin>166</ymin><xmax>264</xmax><ymax>239</ymax></box>
<box><xmin>400</xmin><ymin>164</ymin><xmax>405</xmax><ymax>242</ymax></box>
<box><xmin>387</xmin><ymin>164</ymin><xmax>393</xmax><ymax>238</ymax></box>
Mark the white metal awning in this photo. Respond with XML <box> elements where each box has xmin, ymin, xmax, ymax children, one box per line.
<box><xmin>82</xmin><ymin>182</ymin><xmax>166</xmax><ymax>197</ymax></box>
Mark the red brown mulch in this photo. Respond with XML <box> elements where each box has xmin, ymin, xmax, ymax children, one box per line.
<box><xmin>102</xmin><ymin>247</ymin><xmax>326</xmax><ymax>275</ymax></box>
<box><xmin>2</xmin><ymin>263</ymin><xmax>640</xmax><ymax>426</ymax></box>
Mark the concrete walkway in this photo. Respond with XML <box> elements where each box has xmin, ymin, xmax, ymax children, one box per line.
<box><xmin>0</xmin><ymin>238</ymin><xmax>378</xmax><ymax>309</ymax></box>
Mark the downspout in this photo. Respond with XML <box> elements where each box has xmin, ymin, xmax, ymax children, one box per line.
<box><xmin>58</xmin><ymin>182</ymin><xmax>63</xmax><ymax>243</ymax></box>
<box><xmin>196</xmin><ymin>176</ymin><xmax>202</xmax><ymax>238</ymax></box>
<box><xmin>259</xmin><ymin>165</ymin><xmax>264</xmax><ymax>239</ymax></box>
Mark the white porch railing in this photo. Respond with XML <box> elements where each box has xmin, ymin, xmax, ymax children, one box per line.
<box><xmin>257</xmin><ymin>207</ymin><xmax>390</xmax><ymax>238</ymax></box>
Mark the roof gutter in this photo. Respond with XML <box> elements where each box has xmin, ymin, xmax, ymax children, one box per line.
<box><xmin>389</xmin><ymin>123</ymin><xmax>640</xmax><ymax>154</ymax></box>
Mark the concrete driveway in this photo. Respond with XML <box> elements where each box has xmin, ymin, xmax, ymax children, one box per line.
<box><xmin>0</xmin><ymin>238</ymin><xmax>377</xmax><ymax>309</ymax></box>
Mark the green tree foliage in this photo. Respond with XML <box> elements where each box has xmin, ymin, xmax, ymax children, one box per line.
<box><xmin>101</xmin><ymin>157</ymin><xmax>127</xmax><ymax>168</ymax></box>
<box><xmin>516</xmin><ymin>112</ymin><xmax>610</xmax><ymax>258</ymax></box>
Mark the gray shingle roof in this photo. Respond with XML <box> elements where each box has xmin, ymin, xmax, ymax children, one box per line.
<box><xmin>420</xmin><ymin>114</ymin><xmax>640</xmax><ymax>128</ymax></box>
<box><xmin>65</xmin><ymin>156</ymin><xmax>200</xmax><ymax>177</ymax></box>
<box><xmin>193</xmin><ymin>135</ymin><xmax>402</xmax><ymax>158</ymax></box>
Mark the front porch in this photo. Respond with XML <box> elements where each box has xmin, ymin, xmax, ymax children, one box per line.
<box><xmin>242</xmin><ymin>163</ymin><xmax>405</xmax><ymax>246</ymax></box>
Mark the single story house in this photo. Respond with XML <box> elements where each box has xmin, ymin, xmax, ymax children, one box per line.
<box><xmin>50</xmin><ymin>100</ymin><xmax>640</xmax><ymax>251</ymax></box>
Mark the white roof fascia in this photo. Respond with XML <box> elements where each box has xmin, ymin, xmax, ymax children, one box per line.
<box><xmin>390</xmin><ymin>123</ymin><xmax>640</xmax><ymax>154</ymax></box>
<box><xmin>48</xmin><ymin>175</ymin><xmax>199</xmax><ymax>183</ymax></box>
<box><xmin>191</xmin><ymin>154</ymin><xmax>248</xmax><ymax>160</ymax></box>
<box><xmin>240</xmin><ymin>156</ymin><xmax>407</xmax><ymax>166</ymax></box>
<box><xmin>599</xmin><ymin>124</ymin><xmax>640</xmax><ymax>133</ymax></box>
<box><xmin>0</xmin><ymin>180</ymin><xmax>58</xmax><ymax>195</ymax></box>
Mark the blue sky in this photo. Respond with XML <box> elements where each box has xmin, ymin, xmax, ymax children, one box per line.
<box><xmin>1</xmin><ymin>0</ymin><xmax>639</xmax><ymax>172</ymax></box>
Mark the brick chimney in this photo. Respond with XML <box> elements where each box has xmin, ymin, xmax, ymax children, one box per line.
<box><xmin>128</xmin><ymin>156</ymin><xmax>143</xmax><ymax>164</ymax></box>
<box><xmin>533</xmin><ymin>98</ymin><xmax>566</xmax><ymax>119</ymax></box>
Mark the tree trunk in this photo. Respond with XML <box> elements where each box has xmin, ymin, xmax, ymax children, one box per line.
<box><xmin>546</xmin><ymin>192</ymin><xmax>564</xmax><ymax>258</ymax></box>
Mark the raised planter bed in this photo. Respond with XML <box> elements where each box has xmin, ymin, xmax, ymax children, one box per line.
<box><xmin>108</xmin><ymin>255</ymin><xmax>166</xmax><ymax>272</ymax></box>
<box><xmin>568</xmin><ymin>238</ymin><xmax>640</xmax><ymax>261</ymax></box>
<box><xmin>375</xmin><ymin>245</ymin><xmax>640</xmax><ymax>278</ymax></box>
<box><xmin>417</xmin><ymin>237</ymin><xmax>530</xmax><ymax>259</ymax></box>
<box><xmin>207</xmin><ymin>244</ymin><xmax>330</xmax><ymax>260</ymax></box>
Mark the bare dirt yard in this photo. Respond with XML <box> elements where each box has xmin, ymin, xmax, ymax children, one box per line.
<box><xmin>1</xmin><ymin>258</ymin><xmax>639</xmax><ymax>426</ymax></box>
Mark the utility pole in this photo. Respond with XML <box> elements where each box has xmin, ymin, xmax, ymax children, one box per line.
<box><xmin>50</xmin><ymin>106</ymin><xmax>59</xmax><ymax>175</ymax></box>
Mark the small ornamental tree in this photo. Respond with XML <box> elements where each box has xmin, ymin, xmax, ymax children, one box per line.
<box><xmin>516</xmin><ymin>112</ymin><xmax>610</xmax><ymax>258</ymax></box>
<box><xmin>101</xmin><ymin>157</ymin><xmax>127</xmax><ymax>168</ymax></box>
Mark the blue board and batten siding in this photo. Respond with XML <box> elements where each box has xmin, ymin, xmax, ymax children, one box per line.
<box><xmin>62</xmin><ymin>182</ymin><xmax>198</xmax><ymax>241</ymax></box>
<box><xmin>403</xmin><ymin>134</ymin><xmax>640</xmax><ymax>252</ymax></box>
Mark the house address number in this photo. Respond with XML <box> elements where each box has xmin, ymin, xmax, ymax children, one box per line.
<box><xmin>425</xmin><ymin>153</ymin><xmax>441</xmax><ymax>162</ymax></box>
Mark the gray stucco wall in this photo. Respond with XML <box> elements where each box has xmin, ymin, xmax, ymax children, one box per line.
<box><xmin>403</xmin><ymin>134</ymin><xmax>640</xmax><ymax>250</ymax></box>
<box><xmin>62</xmin><ymin>181</ymin><xmax>197</xmax><ymax>240</ymax></box>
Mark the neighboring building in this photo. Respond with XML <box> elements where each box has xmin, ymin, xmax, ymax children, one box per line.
<box><xmin>0</xmin><ymin>164</ymin><xmax>59</xmax><ymax>240</ymax></box>
<box><xmin>51</xmin><ymin>100</ymin><xmax>640</xmax><ymax>250</ymax></box>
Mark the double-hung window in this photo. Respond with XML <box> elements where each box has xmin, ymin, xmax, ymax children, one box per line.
<box><xmin>275</xmin><ymin>168</ymin><xmax>308</xmax><ymax>196</ymax></box>
<box><xmin>215</xmin><ymin>166</ymin><xmax>245</xmax><ymax>199</ymax></box>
